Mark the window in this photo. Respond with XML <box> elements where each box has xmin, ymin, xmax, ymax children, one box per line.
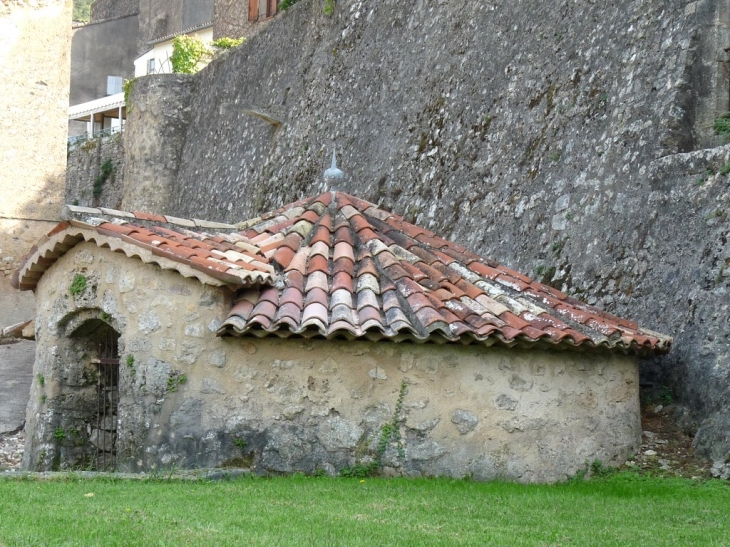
<box><xmin>147</xmin><ymin>58</ymin><xmax>156</xmax><ymax>74</ymax></box>
<box><xmin>106</xmin><ymin>76</ymin><xmax>123</xmax><ymax>95</ymax></box>
<box><xmin>249</xmin><ymin>0</ymin><xmax>277</xmax><ymax>21</ymax></box>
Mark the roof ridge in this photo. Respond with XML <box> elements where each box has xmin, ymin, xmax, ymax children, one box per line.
<box><xmin>61</xmin><ymin>204</ymin><xmax>239</xmax><ymax>232</ymax></box>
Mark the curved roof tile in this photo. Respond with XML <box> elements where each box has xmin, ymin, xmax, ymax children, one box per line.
<box><xmin>218</xmin><ymin>191</ymin><xmax>671</xmax><ymax>356</ymax></box>
<box><xmin>13</xmin><ymin>195</ymin><xmax>671</xmax><ymax>356</ymax></box>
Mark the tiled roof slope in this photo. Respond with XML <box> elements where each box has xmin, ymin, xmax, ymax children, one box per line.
<box><xmin>221</xmin><ymin>192</ymin><xmax>671</xmax><ymax>356</ymax></box>
<box><xmin>12</xmin><ymin>195</ymin><xmax>671</xmax><ymax>356</ymax></box>
<box><xmin>11</xmin><ymin>206</ymin><xmax>275</xmax><ymax>290</ymax></box>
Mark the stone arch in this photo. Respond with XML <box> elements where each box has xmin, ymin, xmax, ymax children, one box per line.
<box><xmin>49</xmin><ymin>309</ymin><xmax>122</xmax><ymax>470</ymax></box>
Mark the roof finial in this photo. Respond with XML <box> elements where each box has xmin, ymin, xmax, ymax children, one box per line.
<box><xmin>323</xmin><ymin>147</ymin><xmax>345</xmax><ymax>191</ymax></box>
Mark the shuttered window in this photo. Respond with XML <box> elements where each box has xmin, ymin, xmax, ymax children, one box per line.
<box><xmin>249</xmin><ymin>0</ymin><xmax>277</xmax><ymax>21</ymax></box>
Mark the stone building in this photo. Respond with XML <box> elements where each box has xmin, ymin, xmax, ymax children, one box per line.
<box><xmin>13</xmin><ymin>190</ymin><xmax>670</xmax><ymax>481</ymax></box>
<box><xmin>0</xmin><ymin>0</ymin><xmax>72</xmax><ymax>433</ymax></box>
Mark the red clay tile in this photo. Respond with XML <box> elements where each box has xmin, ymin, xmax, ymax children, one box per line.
<box><xmin>333</xmin><ymin>256</ymin><xmax>354</xmax><ymax>276</ymax></box>
<box><xmin>331</xmin><ymin>304</ymin><xmax>355</xmax><ymax>324</ymax></box>
<box><xmin>499</xmin><ymin>311</ymin><xmax>530</xmax><ymax>330</ymax></box>
<box><xmin>272</xmin><ymin>246</ymin><xmax>295</xmax><ymax>269</ymax></box>
<box><xmin>400</xmin><ymin>261</ymin><xmax>427</xmax><ymax>282</ymax></box>
<box><xmin>416</xmin><ymin>306</ymin><xmax>446</xmax><ymax>329</ymax></box>
<box><xmin>384</xmin><ymin>263</ymin><xmax>409</xmax><ymax>281</ymax></box>
<box><xmin>431</xmin><ymin>262</ymin><xmax>462</xmax><ymax>284</ymax></box>
<box><xmin>469</xmin><ymin>261</ymin><xmax>501</xmax><ymax>280</ymax></box>
<box><xmin>356</xmin><ymin>257</ymin><xmax>379</xmax><ymax>277</ymax></box>
<box><xmin>381</xmin><ymin>289</ymin><xmax>401</xmax><ymax>311</ymax></box>
<box><xmin>395</xmin><ymin>276</ymin><xmax>423</xmax><ymax>298</ymax></box>
<box><xmin>280</xmin><ymin>287</ymin><xmax>303</xmax><ymax>309</ymax></box>
<box><xmin>250</xmin><ymin>300</ymin><xmax>277</xmax><ymax>322</ymax></box>
<box><xmin>585</xmin><ymin>318</ymin><xmax>619</xmax><ymax>337</ymax></box>
<box><xmin>406</xmin><ymin>245</ymin><xmax>437</xmax><ymax>265</ymax></box>
<box><xmin>495</xmin><ymin>274</ymin><xmax>531</xmax><ymax>293</ymax></box>
<box><xmin>334</xmin><ymin>225</ymin><xmax>353</xmax><ymax>244</ymax></box>
<box><xmin>228</xmin><ymin>299</ymin><xmax>255</xmax><ymax>321</ymax></box>
<box><xmin>407</xmin><ymin>292</ymin><xmax>434</xmax><ymax>313</ymax></box>
<box><xmin>530</xmin><ymin>282</ymin><xmax>568</xmax><ymax>301</ymax></box>
<box><xmin>285</xmin><ymin>248</ymin><xmax>309</xmax><ymax>274</ymax></box>
<box><xmin>277</xmin><ymin>302</ymin><xmax>302</xmax><ymax>323</ymax></box>
<box><xmin>301</xmin><ymin>302</ymin><xmax>329</xmax><ymax>326</ymax></box>
<box><xmin>334</xmin><ymin>241</ymin><xmax>355</xmax><ymax>262</ymax></box>
<box><xmin>310</xmin><ymin>225</ymin><xmax>331</xmax><ymax>246</ymax></box>
<box><xmin>307</xmin><ymin>254</ymin><xmax>329</xmax><ymax>275</ymax></box>
<box><xmin>358</xmin><ymin>305</ymin><xmax>383</xmax><ymax>325</ymax></box>
<box><xmin>284</xmin><ymin>271</ymin><xmax>305</xmax><ymax>291</ymax></box>
<box><xmin>356</xmin><ymin>289</ymin><xmax>379</xmax><ymax>310</ymax></box>
<box><xmin>455</xmin><ymin>279</ymin><xmax>485</xmax><ymax>300</ymax></box>
<box><xmin>305</xmin><ymin>287</ymin><xmax>329</xmax><ymax>308</ymax></box>
<box><xmin>357</xmin><ymin>227</ymin><xmax>379</xmax><ymax>244</ymax></box>
<box><xmin>332</xmin><ymin>271</ymin><xmax>353</xmax><ymax>292</ymax></box>
<box><xmin>258</xmin><ymin>286</ymin><xmax>280</xmax><ymax>305</ymax></box>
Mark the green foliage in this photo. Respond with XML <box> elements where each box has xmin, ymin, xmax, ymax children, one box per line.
<box><xmin>171</xmin><ymin>35</ymin><xmax>211</xmax><ymax>74</ymax></box>
<box><xmin>721</xmin><ymin>163</ymin><xmax>730</xmax><ymax>176</ymax></box>
<box><xmin>166</xmin><ymin>372</ymin><xmax>187</xmax><ymax>393</ymax></box>
<box><xmin>122</xmin><ymin>78</ymin><xmax>136</xmax><ymax>112</ymax></box>
<box><xmin>341</xmin><ymin>381</ymin><xmax>407</xmax><ymax>478</ymax></box>
<box><xmin>714</xmin><ymin>113</ymin><xmax>730</xmax><ymax>136</ymax></box>
<box><xmin>54</xmin><ymin>428</ymin><xmax>66</xmax><ymax>441</ymax></box>
<box><xmin>324</xmin><ymin>0</ymin><xmax>336</xmax><ymax>15</ymax></box>
<box><xmin>659</xmin><ymin>385</ymin><xmax>673</xmax><ymax>405</ymax></box>
<box><xmin>280</xmin><ymin>0</ymin><xmax>300</xmax><ymax>10</ymax></box>
<box><xmin>126</xmin><ymin>355</ymin><xmax>135</xmax><ymax>367</ymax></box>
<box><xmin>233</xmin><ymin>438</ymin><xmax>246</xmax><ymax>449</ymax></box>
<box><xmin>211</xmin><ymin>37</ymin><xmax>245</xmax><ymax>49</ymax></box>
<box><xmin>40</xmin><ymin>394</ymin><xmax>47</xmax><ymax>404</ymax></box>
<box><xmin>69</xmin><ymin>274</ymin><xmax>87</xmax><ymax>296</ymax></box>
<box><xmin>37</xmin><ymin>374</ymin><xmax>45</xmax><ymax>387</ymax></box>
<box><xmin>93</xmin><ymin>159</ymin><xmax>114</xmax><ymax>199</ymax></box>
<box><xmin>72</xmin><ymin>0</ymin><xmax>93</xmax><ymax>22</ymax></box>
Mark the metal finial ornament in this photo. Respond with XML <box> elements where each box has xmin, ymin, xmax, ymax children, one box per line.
<box><xmin>323</xmin><ymin>148</ymin><xmax>345</xmax><ymax>190</ymax></box>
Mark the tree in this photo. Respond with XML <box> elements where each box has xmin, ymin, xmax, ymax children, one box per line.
<box><xmin>72</xmin><ymin>0</ymin><xmax>93</xmax><ymax>22</ymax></box>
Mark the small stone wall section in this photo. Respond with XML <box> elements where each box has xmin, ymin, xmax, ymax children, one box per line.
<box><xmin>66</xmin><ymin>134</ymin><xmax>125</xmax><ymax>209</ymax></box>
<box><xmin>122</xmin><ymin>75</ymin><xmax>196</xmax><ymax>214</ymax></box>
<box><xmin>89</xmin><ymin>0</ymin><xmax>139</xmax><ymax>22</ymax></box>
<box><xmin>25</xmin><ymin>243</ymin><xmax>641</xmax><ymax>482</ymax></box>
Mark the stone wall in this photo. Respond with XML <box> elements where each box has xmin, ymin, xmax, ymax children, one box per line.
<box><xmin>66</xmin><ymin>134</ymin><xmax>126</xmax><ymax>209</ymax></box>
<box><xmin>214</xmin><ymin>0</ymin><xmax>276</xmax><ymax>40</ymax></box>
<box><xmin>0</xmin><ymin>0</ymin><xmax>71</xmax><ymax>432</ymax></box>
<box><xmin>24</xmin><ymin>242</ymin><xmax>640</xmax><ymax>482</ymax></box>
<box><xmin>121</xmin><ymin>0</ymin><xmax>730</xmax><ymax>468</ymax></box>
<box><xmin>90</xmin><ymin>0</ymin><xmax>139</xmax><ymax>22</ymax></box>
<box><xmin>70</xmin><ymin>14</ymin><xmax>139</xmax><ymax>105</ymax></box>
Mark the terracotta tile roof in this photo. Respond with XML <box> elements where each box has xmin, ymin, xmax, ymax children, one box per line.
<box><xmin>12</xmin><ymin>195</ymin><xmax>671</xmax><ymax>356</ymax></box>
<box><xmin>217</xmin><ymin>192</ymin><xmax>671</xmax><ymax>356</ymax></box>
<box><xmin>11</xmin><ymin>206</ymin><xmax>275</xmax><ymax>291</ymax></box>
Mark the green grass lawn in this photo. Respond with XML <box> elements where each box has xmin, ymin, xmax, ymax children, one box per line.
<box><xmin>0</xmin><ymin>473</ymin><xmax>728</xmax><ymax>547</ymax></box>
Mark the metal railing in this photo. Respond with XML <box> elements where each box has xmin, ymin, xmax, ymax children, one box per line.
<box><xmin>67</xmin><ymin>125</ymin><xmax>124</xmax><ymax>149</ymax></box>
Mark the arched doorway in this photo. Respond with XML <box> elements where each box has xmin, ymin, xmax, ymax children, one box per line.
<box><xmin>65</xmin><ymin>317</ymin><xmax>120</xmax><ymax>471</ymax></box>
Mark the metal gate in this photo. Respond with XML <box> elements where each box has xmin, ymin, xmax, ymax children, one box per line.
<box><xmin>96</xmin><ymin>327</ymin><xmax>119</xmax><ymax>471</ymax></box>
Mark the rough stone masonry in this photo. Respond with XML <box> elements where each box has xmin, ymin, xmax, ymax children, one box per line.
<box><xmin>118</xmin><ymin>0</ymin><xmax>730</xmax><ymax>468</ymax></box>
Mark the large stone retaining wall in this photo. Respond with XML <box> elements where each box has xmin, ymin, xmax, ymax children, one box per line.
<box><xmin>119</xmin><ymin>0</ymin><xmax>730</xmax><ymax>466</ymax></box>
<box><xmin>23</xmin><ymin>243</ymin><xmax>640</xmax><ymax>482</ymax></box>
